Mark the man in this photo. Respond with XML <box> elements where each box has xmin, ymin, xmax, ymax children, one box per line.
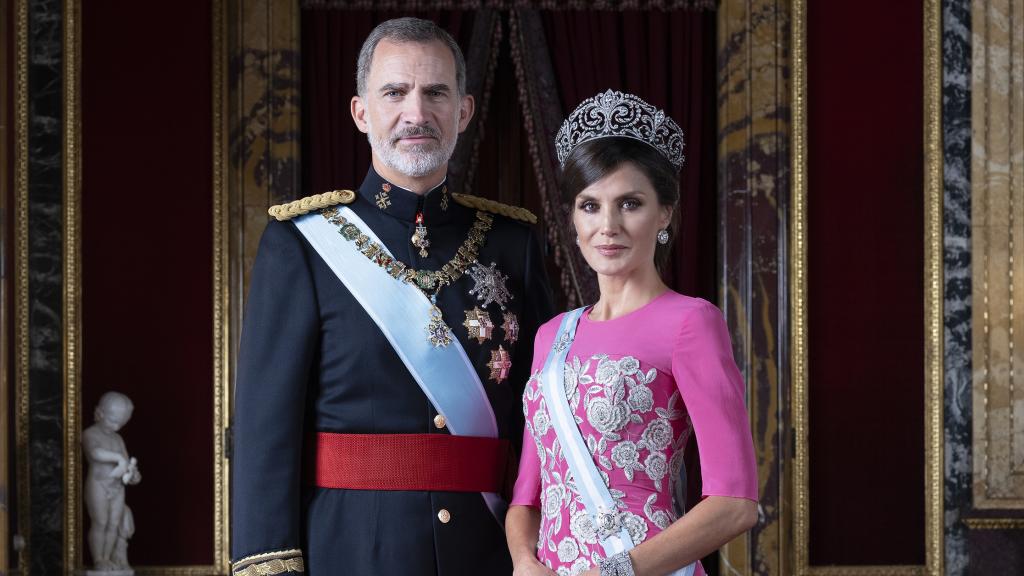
<box><xmin>231</xmin><ymin>17</ymin><xmax>554</xmax><ymax>576</ymax></box>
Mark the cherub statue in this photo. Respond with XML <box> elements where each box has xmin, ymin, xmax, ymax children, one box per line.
<box><xmin>83</xmin><ymin>392</ymin><xmax>141</xmax><ymax>572</ymax></box>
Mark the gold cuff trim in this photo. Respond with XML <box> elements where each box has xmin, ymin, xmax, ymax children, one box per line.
<box><xmin>232</xmin><ymin>549</ymin><xmax>304</xmax><ymax>576</ymax></box>
<box><xmin>452</xmin><ymin>193</ymin><xmax>537</xmax><ymax>224</ymax></box>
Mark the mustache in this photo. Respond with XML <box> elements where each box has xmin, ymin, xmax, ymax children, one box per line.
<box><xmin>391</xmin><ymin>125</ymin><xmax>440</xmax><ymax>144</ymax></box>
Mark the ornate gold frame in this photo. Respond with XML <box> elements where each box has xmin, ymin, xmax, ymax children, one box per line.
<box><xmin>60</xmin><ymin>0</ymin><xmax>231</xmax><ymax>573</ymax></box>
<box><xmin>13</xmin><ymin>0</ymin><xmax>31</xmax><ymax>574</ymax></box>
<box><xmin>790</xmin><ymin>0</ymin><xmax>944</xmax><ymax>574</ymax></box>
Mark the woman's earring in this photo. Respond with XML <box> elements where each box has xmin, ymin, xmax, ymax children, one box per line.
<box><xmin>575</xmin><ymin>235</ymin><xmax>580</xmax><ymax>246</ymax></box>
<box><xmin>657</xmin><ymin>229</ymin><xmax>670</xmax><ymax>245</ymax></box>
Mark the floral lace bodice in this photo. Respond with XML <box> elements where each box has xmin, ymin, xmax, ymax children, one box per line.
<box><xmin>511</xmin><ymin>293</ymin><xmax>759</xmax><ymax>576</ymax></box>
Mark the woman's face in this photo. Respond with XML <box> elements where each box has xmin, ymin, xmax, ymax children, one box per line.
<box><xmin>572</xmin><ymin>162</ymin><xmax>672</xmax><ymax>280</ymax></box>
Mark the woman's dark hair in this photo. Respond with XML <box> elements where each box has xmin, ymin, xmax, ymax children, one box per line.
<box><xmin>559</xmin><ymin>137</ymin><xmax>680</xmax><ymax>272</ymax></box>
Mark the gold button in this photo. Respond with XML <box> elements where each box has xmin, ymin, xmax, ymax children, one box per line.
<box><xmin>433</xmin><ymin>414</ymin><xmax>447</xmax><ymax>429</ymax></box>
<box><xmin>437</xmin><ymin>508</ymin><xmax>451</xmax><ymax>524</ymax></box>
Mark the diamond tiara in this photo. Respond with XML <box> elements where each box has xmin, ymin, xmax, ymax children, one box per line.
<box><xmin>555</xmin><ymin>89</ymin><xmax>685</xmax><ymax>171</ymax></box>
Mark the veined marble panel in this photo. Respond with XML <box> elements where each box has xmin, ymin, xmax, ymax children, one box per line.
<box><xmin>226</xmin><ymin>0</ymin><xmax>301</xmax><ymax>324</ymax></box>
<box><xmin>971</xmin><ymin>0</ymin><xmax>1024</xmax><ymax>509</ymax></box>
<box><xmin>943</xmin><ymin>1</ymin><xmax>972</xmax><ymax>573</ymax></box>
<box><xmin>717</xmin><ymin>1</ymin><xmax>790</xmax><ymax>574</ymax></box>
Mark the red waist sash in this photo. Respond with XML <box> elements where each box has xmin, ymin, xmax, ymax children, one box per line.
<box><xmin>313</xmin><ymin>432</ymin><xmax>509</xmax><ymax>493</ymax></box>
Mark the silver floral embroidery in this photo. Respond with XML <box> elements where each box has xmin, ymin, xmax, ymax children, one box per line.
<box><xmin>556</xmin><ymin>538</ymin><xmax>580</xmax><ymax>563</ymax></box>
<box><xmin>641</xmin><ymin>418</ymin><xmax>673</xmax><ymax>452</ymax></box>
<box><xmin>526</xmin><ymin>353</ymin><xmax>695</xmax><ymax>569</ymax></box>
<box><xmin>569</xmin><ymin>510</ymin><xmax>598</xmax><ymax>544</ymax></box>
<box><xmin>610</xmin><ymin>441</ymin><xmax>643</xmax><ymax>481</ymax></box>
<box><xmin>644</xmin><ymin>452</ymin><xmax>668</xmax><ymax>491</ymax></box>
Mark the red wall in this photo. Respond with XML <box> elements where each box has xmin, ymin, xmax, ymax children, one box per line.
<box><xmin>81</xmin><ymin>1</ymin><xmax>214</xmax><ymax>566</ymax></box>
<box><xmin>806</xmin><ymin>1</ymin><xmax>925</xmax><ymax>566</ymax></box>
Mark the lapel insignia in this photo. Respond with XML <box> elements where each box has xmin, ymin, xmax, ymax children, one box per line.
<box><xmin>441</xmin><ymin>185</ymin><xmax>449</xmax><ymax>211</ymax></box>
<box><xmin>375</xmin><ymin>182</ymin><xmax>392</xmax><ymax>210</ymax></box>
<box><xmin>488</xmin><ymin>345</ymin><xmax>512</xmax><ymax>383</ymax></box>
<box><xmin>463</xmin><ymin>307</ymin><xmax>494</xmax><ymax>343</ymax></box>
<box><xmin>502</xmin><ymin>312</ymin><xmax>519</xmax><ymax>344</ymax></box>
<box><xmin>467</xmin><ymin>261</ymin><xmax>513</xmax><ymax>310</ymax></box>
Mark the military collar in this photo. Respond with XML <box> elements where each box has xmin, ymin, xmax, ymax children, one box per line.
<box><xmin>358</xmin><ymin>167</ymin><xmax>455</xmax><ymax>224</ymax></box>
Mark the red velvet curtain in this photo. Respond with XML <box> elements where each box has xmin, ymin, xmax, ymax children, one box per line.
<box><xmin>540</xmin><ymin>10</ymin><xmax>717</xmax><ymax>301</ymax></box>
<box><xmin>302</xmin><ymin>10</ymin><xmax>475</xmax><ymax>195</ymax></box>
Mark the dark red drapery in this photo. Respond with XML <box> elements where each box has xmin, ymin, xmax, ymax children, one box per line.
<box><xmin>538</xmin><ymin>9</ymin><xmax>718</xmax><ymax>302</ymax></box>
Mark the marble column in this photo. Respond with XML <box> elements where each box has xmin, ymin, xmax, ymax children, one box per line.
<box><xmin>717</xmin><ymin>1</ymin><xmax>791</xmax><ymax>574</ymax></box>
<box><xmin>226</xmin><ymin>0</ymin><xmax>301</xmax><ymax>342</ymax></box>
<box><xmin>942</xmin><ymin>1</ymin><xmax>972</xmax><ymax>574</ymax></box>
<box><xmin>24</xmin><ymin>0</ymin><xmax>65</xmax><ymax>574</ymax></box>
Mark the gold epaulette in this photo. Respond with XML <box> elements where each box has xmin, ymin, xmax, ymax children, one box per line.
<box><xmin>268</xmin><ymin>190</ymin><xmax>356</xmax><ymax>222</ymax></box>
<box><xmin>451</xmin><ymin>193</ymin><xmax>537</xmax><ymax>225</ymax></box>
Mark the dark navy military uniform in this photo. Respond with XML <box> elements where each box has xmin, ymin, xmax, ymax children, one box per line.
<box><xmin>231</xmin><ymin>168</ymin><xmax>554</xmax><ymax>576</ymax></box>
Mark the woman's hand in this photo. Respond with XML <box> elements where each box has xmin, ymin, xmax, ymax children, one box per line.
<box><xmin>512</xmin><ymin>556</ymin><xmax>559</xmax><ymax>576</ymax></box>
<box><xmin>579</xmin><ymin>569</ymin><xmax>599</xmax><ymax>576</ymax></box>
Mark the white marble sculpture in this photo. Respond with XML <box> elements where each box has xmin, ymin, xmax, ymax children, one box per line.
<box><xmin>83</xmin><ymin>391</ymin><xmax>141</xmax><ymax>574</ymax></box>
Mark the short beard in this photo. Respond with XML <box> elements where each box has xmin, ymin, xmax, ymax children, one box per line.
<box><xmin>368</xmin><ymin>122</ymin><xmax>458</xmax><ymax>179</ymax></box>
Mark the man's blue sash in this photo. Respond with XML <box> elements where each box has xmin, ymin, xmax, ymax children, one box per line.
<box><xmin>540</xmin><ymin>308</ymin><xmax>695</xmax><ymax>575</ymax></box>
<box><xmin>294</xmin><ymin>207</ymin><xmax>506</xmax><ymax>524</ymax></box>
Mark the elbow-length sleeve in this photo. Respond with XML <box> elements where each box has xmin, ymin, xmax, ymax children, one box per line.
<box><xmin>511</xmin><ymin>314</ymin><xmax>559</xmax><ymax>508</ymax></box>
<box><xmin>670</xmin><ymin>301</ymin><xmax>758</xmax><ymax>502</ymax></box>
<box><xmin>231</xmin><ymin>220</ymin><xmax>320</xmax><ymax>572</ymax></box>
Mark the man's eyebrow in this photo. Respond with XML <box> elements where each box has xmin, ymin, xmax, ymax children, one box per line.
<box><xmin>421</xmin><ymin>83</ymin><xmax>451</xmax><ymax>93</ymax></box>
<box><xmin>379</xmin><ymin>82</ymin><xmax>410</xmax><ymax>93</ymax></box>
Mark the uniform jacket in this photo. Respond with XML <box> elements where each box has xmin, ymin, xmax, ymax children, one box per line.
<box><xmin>231</xmin><ymin>168</ymin><xmax>555</xmax><ymax>576</ymax></box>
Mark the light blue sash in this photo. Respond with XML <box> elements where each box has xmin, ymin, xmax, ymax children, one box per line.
<box><xmin>294</xmin><ymin>207</ymin><xmax>506</xmax><ymax>523</ymax></box>
<box><xmin>540</xmin><ymin>308</ymin><xmax>695</xmax><ymax>576</ymax></box>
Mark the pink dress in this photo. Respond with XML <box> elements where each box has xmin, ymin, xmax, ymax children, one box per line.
<box><xmin>511</xmin><ymin>292</ymin><xmax>758</xmax><ymax>576</ymax></box>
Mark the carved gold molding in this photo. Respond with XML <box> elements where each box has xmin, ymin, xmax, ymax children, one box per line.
<box><xmin>13</xmin><ymin>0</ymin><xmax>31</xmax><ymax>573</ymax></box>
<box><xmin>963</xmin><ymin>518</ymin><xmax>1024</xmax><ymax>530</ymax></box>
<box><xmin>922</xmin><ymin>0</ymin><xmax>944</xmax><ymax>573</ymax></box>
<box><xmin>212</xmin><ymin>0</ymin><xmax>231</xmax><ymax>571</ymax></box>
<box><xmin>790</xmin><ymin>0</ymin><xmax>943</xmax><ymax>573</ymax></box>
<box><xmin>790</xmin><ymin>0</ymin><xmax>809</xmax><ymax>571</ymax></box>
<box><xmin>61</xmin><ymin>0</ymin><xmax>231</xmax><ymax>573</ymax></box>
<box><xmin>63</xmin><ymin>0</ymin><xmax>83</xmax><ymax>572</ymax></box>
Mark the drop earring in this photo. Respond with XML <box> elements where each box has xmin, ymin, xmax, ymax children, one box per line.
<box><xmin>657</xmin><ymin>229</ymin><xmax>669</xmax><ymax>245</ymax></box>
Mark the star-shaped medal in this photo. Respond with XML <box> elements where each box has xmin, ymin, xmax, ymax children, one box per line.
<box><xmin>502</xmin><ymin>312</ymin><xmax>519</xmax><ymax>344</ymax></box>
<box><xmin>425</xmin><ymin>306</ymin><xmax>453</xmax><ymax>347</ymax></box>
<box><xmin>488</xmin><ymin>345</ymin><xmax>512</xmax><ymax>384</ymax></box>
<box><xmin>467</xmin><ymin>261</ymin><xmax>513</xmax><ymax>310</ymax></box>
<box><xmin>463</xmin><ymin>307</ymin><xmax>494</xmax><ymax>344</ymax></box>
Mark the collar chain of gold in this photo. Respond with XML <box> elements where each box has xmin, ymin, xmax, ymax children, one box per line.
<box><xmin>320</xmin><ymin>207</ymin><xmax>494</xmax><ymax>295</ymax></box>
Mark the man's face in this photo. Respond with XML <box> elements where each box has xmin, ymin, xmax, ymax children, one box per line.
<box><xmin>351</xmin><ymin>39</ymin><xmax>474</xmax><ymax>181</ymax></box>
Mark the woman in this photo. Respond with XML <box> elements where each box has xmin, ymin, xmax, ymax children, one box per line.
<box><xmin>506</xmin><ymin>90</ymin><xmax>758</xmax><ymax>576</ymax></box>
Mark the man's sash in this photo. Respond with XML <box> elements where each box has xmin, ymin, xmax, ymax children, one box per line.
<box><xmin>540</xmin><ymin>308</ymin><xmax>696</xmax><ymax>575</ymax></box>
<box><xmin>294</xmin><ymin>207</ymin><xmax>507</xmax><ymax>524</ymax></box>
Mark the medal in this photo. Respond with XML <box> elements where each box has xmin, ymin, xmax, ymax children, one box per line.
<box><xmin>502</xmin><ymin>312</ymin><xmax>519</xmax><ymax>344</ymax></box>
<box><xmin>488</xmin><ymin>345</ymin><xmax>512</xmax><ymax>383</ymax></box>
<box><xmin>463</xmin><ymin>307</ymin><xmax>494</xmax><ymax>343</ymax></box>
<box><xmin>411</xmin><ymin>212</ymin><xmax>430</xmax><ymax>258</ymax></box>
<box><xmin>467</xmin><ymin>261</ymin><xmax>513</xmax><ymax>310</ymax></box>
<box><xmin>426</xmin><ymin>302</ymin><xmax>453</xmax><ymax>347</ymax></box>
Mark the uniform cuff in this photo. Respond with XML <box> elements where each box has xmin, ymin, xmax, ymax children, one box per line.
<box><xmin>232</xmin><ymin>549</ymin><xmax>304</xmax><ymax>576</ymax></box>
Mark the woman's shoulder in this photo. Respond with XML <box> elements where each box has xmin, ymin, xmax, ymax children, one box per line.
<box><xmin>651</xmin><ymin>291</ymin><xmax>723</xmax><ymax>321</ymax></box>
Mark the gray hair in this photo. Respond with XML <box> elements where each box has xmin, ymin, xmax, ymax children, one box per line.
<box><xmin>356</xmin><ymin>17</ymin><xmax>467</xmax><ymax>97</ymax></box>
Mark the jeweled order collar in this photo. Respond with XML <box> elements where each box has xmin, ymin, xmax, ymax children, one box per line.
<box><xmin>358</xmin><ymin>167</ymin><xmax>454</xmax><ymax>224</ymax></box>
